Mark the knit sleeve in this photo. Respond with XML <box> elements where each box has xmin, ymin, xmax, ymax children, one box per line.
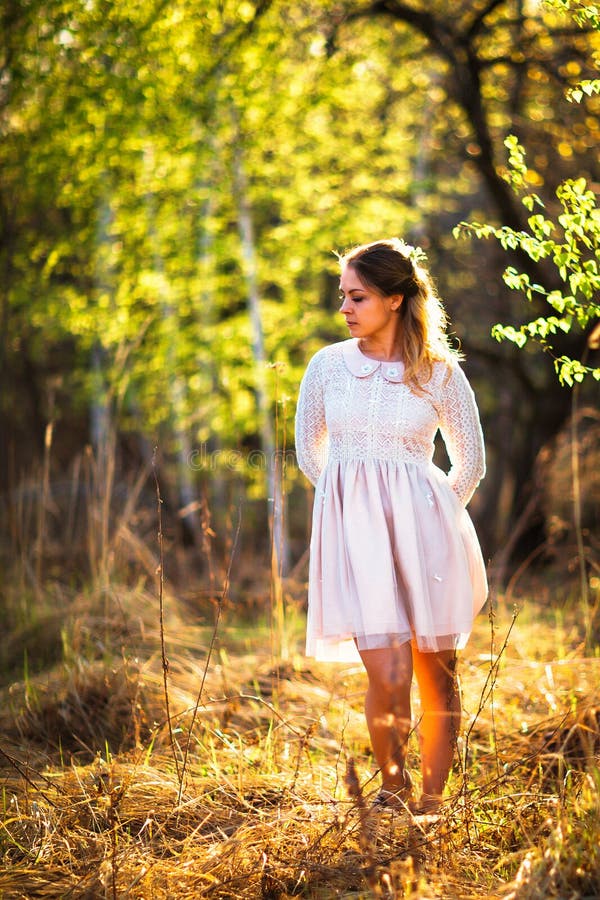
<box><xmin>437</xmin><ymin>363</ymin><xmax>485</xmax><ymax>507</ymax></box>
<box><xmin>295</xmin><ymin>350</ymin><xmax>329</xmax><ymax>487</ymax></box>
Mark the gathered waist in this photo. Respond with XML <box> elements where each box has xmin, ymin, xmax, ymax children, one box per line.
<box><xmin>326</xmin><ymin>445</ymin><xmax>432</xmax><ymax>466</ymax></box>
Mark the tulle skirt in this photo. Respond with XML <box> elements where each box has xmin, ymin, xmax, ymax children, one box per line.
<box><xmin>305</xmin><ymin>459</ymin><xmax>488</xmax><ymax>662</ymax></box>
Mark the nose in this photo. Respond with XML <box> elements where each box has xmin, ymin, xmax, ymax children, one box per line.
<box><xmin>339</xmin><ymin>296</ymin><xmax>352</xmax><ymax>315</ymax></box>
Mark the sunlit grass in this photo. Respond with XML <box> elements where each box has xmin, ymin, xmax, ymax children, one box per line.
<box><xmin>0</xmin><ymin>581</ymin><xmax>599</xmax><ymax>898</ymax></box>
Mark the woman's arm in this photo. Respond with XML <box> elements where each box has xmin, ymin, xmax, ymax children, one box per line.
<box><xmin>295</xmin><ymin>351</ymin><xmax>329</xmax><ymax>487</ymax></box>
<box><xmin>437</xmin><ymin>363</ymin><xmax>485</xmax><ymax>507</ymax></box>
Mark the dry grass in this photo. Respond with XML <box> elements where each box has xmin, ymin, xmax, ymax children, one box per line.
<box><xmin>1</xmin><ymin>584</ymin><xmax>600</xmax><ymax>899</ymax></box>
<box><xmin>3</xmin><ymin>397</ymin><xmax>598</xmax><ymax>897</ymax></box>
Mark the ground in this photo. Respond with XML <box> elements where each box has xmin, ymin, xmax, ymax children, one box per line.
<box><xmin>0</xmin><ymin>581</ymin><xmax>599</xmax><ymax>898</ymax></box>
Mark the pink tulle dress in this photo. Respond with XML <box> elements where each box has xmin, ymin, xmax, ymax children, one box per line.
<box><xmin>295</xmin><ymin>338</ymin><xmax>488</xmax><ymax>663</ymax></box>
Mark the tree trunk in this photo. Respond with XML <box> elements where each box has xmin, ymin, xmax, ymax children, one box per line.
<box><xmin>233</xmin><ymin>138</ymin><xmax>290</xmax><ymax>647</ymax></box>
<box><xmin>143</xmin><ymin>145</ymin><xmax>205</xmax><ymax>554</ymax></box>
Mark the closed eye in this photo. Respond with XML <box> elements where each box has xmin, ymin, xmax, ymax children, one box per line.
<box><xmin>339</xmin><ymin>291</ymin><xmax>365</xmax><ymax>302</ymax></box>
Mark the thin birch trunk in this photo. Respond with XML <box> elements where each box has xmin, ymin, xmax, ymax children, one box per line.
<box><xmin>143</xmin><ymin>145</ymin><xmax>204</xmax><ymax>551</ymax></box>
<box><xmin>196</xmin><ymin>166</ymin><xmax>227</xmax><ymax>521</ymax></box>
<box><xmin>90</xmin><ymin>195</ymin><xmax>115</xmax><ymax>588</ymax></box>
<box><xmin>232</xmin><ymin>140</ymin><xmax>290</xmax><ymax>652</ymax></box>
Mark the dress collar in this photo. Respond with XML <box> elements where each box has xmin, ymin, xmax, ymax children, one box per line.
<box><xmin>342</xmin><ymin>339</ymin><xmax>405</xmax><ymax>382</ymax></box>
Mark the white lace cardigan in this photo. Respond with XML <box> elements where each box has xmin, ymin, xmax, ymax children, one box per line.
<box><xmin>295</xmin><ymin>339</ymin><xmax>485</xmax><ymax>507</ymax></box>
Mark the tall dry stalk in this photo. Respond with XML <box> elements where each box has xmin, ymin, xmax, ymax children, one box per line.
<box><xmin>83</xmin><ymin>422</ymin><xmax>116</xmax><ymax>591</ymax></box>
<box><xmin>570</xmin><ymin>379</ymin><xmax>591</xmax><ymax>648</ymax></box>
<box><xmin>176</xmin><ymin>502</ymin><xmax>242</xmax><ymax>807</ymax></box>
<box><xmin>458</xmin><ymin>598</ymin><xmax>518</xmax><ymax>840</ymax></box>
<box><xmin>269</xmin><ymin>362</ymin><xmax>288</xmax><ymax>663</ymax></box>
<box><xmin>64</xmin><ymin>453</ymin><xmax>83</xmax><ymax>555</ymax></box>
<box><xmin>152</xmin><ymin>449</ymin><xmax>181</xmax><ymax>784</ymax></box>
<box><xmin>86</xmin><ymin>323</ymin><xmax>152</xmax><ymax>590</ymax></box>
<box><xmin>34</xmin><ymin>389</ymin><xmax>56</xmax><ymax>596</ymax></box>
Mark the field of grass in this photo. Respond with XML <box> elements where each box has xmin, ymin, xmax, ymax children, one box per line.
<box><xmin>1</xmin><ymin>571</ymin><xmax>599</xmax><ymax>900</ymax></box>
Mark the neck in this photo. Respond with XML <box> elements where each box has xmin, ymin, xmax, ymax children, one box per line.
<box><xmin>358</xmin><ymin>336</ymin><xmax>402</xmax><ymax>362</ymax></box>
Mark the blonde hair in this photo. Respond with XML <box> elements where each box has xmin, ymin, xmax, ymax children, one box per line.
<box><xmin>339</xmin><ymin>238</ymin><xmax>462</xmax><ymax>388</ymax></box>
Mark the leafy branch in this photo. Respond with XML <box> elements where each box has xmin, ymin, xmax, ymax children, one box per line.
<box><xmin>454</xmin><ymin>136</ymin><xmax>600</xmax><ymax>386</ymax></box>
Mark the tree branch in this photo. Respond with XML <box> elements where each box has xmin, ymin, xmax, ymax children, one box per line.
<box><xmin>341</xmin><ymin>0</ymin><xmax>456</xmax><ymax>62</ymax></box>
<box><xmin>464</xmin><ymin>0</ymin><xmax>509</xmax><ymax>41</ymax></box>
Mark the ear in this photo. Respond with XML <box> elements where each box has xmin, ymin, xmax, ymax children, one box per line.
<box><xmin>390</xmin><ymin>294</ymin><xmax>404</xmax><ymax>311</ymax></box>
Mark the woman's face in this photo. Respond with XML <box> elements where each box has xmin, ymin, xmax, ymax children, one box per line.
<box><xmin>339</xmin><ymin>265</ymin><xmax>402</xmax><ymax>344</ymax></box>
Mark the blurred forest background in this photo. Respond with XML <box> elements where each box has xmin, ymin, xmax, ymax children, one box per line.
<box><xmin>1</xmin><ymin>0</ymin><xmax>599</xmax><ymax>610</ymax></box>
<box><xmin>1</xmin><ymin>2</ymin><xmax>600</xmax><ymax>897</ymax></box>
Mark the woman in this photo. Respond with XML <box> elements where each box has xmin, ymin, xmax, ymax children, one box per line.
<box><xmin>295</xmin><ymin>238</ymin><xmax>487</xmax><ymax>814</ymax></box>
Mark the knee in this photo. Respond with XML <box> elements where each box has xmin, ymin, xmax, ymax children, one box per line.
<box><xmin>368</xmin><ymin>670</ymin><xmax>411</xmax><ymax>710</ymax></box>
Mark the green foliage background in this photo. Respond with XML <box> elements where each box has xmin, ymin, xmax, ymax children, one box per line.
<box><xmin>1</xmin><ymin>0</ymin><xmax>599</xmax><ymax>565</ymax></box>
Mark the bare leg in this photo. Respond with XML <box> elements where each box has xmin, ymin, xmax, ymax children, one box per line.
<box><xmin>411</xmin><ymin>646</ymin><xmax>460</xmax><ymax>806</ymax></box>
<box><xmin>358</xmin><ymin>643</ymin><xmax>413</xmax><ymax>794</ymax></box>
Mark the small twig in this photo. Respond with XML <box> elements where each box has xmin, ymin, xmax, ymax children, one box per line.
<box><xmin>155</xmin><ymin>691</ymin><xmax>305</xmax><ymax>740</ymax></box>
<box><xmin>463</xmin><ymin>606</ymin><xmax>519</xmax><ymax>769</ymax></box>
<box><xmin>0</xmin><ymin>744</ymin><xmax>60</xmax><ymax>808</ymax></box>
<box><xmin>504</xmin><ymin>543</ymin><xmax>549</xmax><ymax>603</ymax></box>
<box><xmin>333</xmin><ymin>715</ymin><xmax>350</xmax><ymax>799</ymax></box>
<box><xmin>152</xmin><ymin>447</ymin><xmax>181</xmax><ymax>783</ymax></box>
<box><xmin>288</xmin><ymin>723</ymin><xmax>316</xmax><ymax>795</ymax></box>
